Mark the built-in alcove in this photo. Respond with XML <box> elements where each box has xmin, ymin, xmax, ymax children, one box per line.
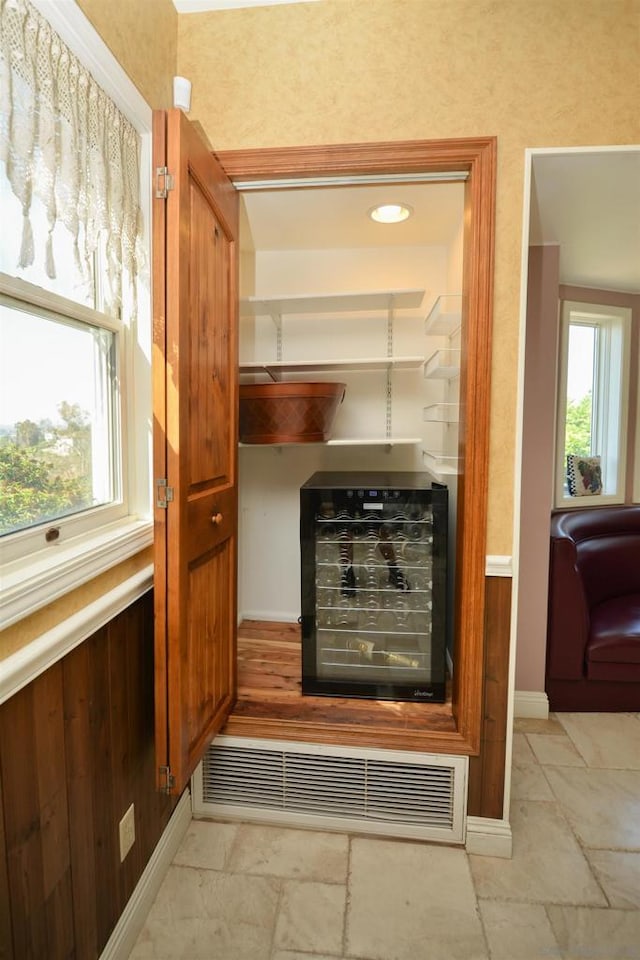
<box><xmin>216</xmin><ymin>139</ymin><xmax>497</xmax><ymax>759</ymax></box>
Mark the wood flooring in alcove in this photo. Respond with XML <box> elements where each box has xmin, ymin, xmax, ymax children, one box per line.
<box><xmin>221</xmin><ymin>619</ymin><xmax>457</xmax><ymax>753</ymax></box>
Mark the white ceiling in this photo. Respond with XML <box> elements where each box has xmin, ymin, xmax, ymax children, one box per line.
<box><xmin>240</xmin><ymin>149</ymin><xmax>640</xmax><ymax>295</ymax></box>
<box><xmin>530</xmin><ymin>149</ymin><xmax>640</xmax><ymax>293</ymax></box>
<box><xmin>240</xmin><ymin>181</ymin><xmax>465</xmax><ymax>252</ymax></box>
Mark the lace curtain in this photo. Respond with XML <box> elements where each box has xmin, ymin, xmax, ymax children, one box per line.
<box><xmin>0</xmin><ymin>0</ymin><xmax>142</xmax><ymax>313</ymax></box>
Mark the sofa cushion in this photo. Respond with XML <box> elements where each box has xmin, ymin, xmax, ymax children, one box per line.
<box><xmin>586</xmin><ymin>594</ymin><xmax>640</xmax><ymax>681</ymax></box>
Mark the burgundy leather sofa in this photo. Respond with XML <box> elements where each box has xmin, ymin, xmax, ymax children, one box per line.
<box><xmin>545</xmin><ymin>505</ymin><xmax>640</xmax><ymax>711</ymax></box>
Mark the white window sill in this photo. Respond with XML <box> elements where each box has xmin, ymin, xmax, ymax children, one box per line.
<box><xmin>0</xmin><ymin>517</ymin><xmax>153</xmax><ymax>631</ymax></box>
<box><xmin>555</xmin><ymin>494</ymin><xmax>625</xmax><ymax>510</ymax></box>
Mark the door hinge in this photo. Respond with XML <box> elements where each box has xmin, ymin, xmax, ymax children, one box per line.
<box><xmin>156</xmin><ymin>478</ymin><xmax>174</xmax><ymax>509</ymax></box>
<box><xmin>159</xmin><ymin>765</ymin><xmax>175</xmax><ymax>794</ymax></box>
<box><xmin>155</xmin><ymin>166</ymin><xmax>174</xmax><ymax>199</ymax></box>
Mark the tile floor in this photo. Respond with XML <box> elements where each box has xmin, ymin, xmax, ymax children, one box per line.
<box><xmin>129</xmin><ymin>713</ymin><xmax>640</xmax><ymax>959</ymax></box>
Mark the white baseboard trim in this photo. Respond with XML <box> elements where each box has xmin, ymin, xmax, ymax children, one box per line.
<box><xmin>514</xmin><ymin>690</ymin><xmax>550</xmax><ymax>719</ymax></box>
<box><xmin>239</xmin><ymin>610</ymin><xmax>300</xmax><ymax>623</ymax></box>
<box><xmin>99</xmin><ymin>790</ymin><xmax>191</xmax><ymax>960</ymax></box>
<box><xmin>466</xmin><ymin>816</ymin><xmax>513</xmax><ymax>858</ymax></box>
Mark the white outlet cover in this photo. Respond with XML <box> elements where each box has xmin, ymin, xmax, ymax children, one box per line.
<box><xmin>119</xmin><ymin>802</ymin><xmax>136</xmax><ymax>862</ymax></box>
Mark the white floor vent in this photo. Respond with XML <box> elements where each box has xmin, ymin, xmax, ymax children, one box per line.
<box><xmin>192</xmin><ymin>735</ymin><xmax>468</xmax><ymax>844</ymax></box>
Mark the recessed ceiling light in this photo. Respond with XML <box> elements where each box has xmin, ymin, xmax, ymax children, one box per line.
<box><xmin>368</xmin><ymin>203</ymin><xmax>413</xmax><ymax>224</ymax></box>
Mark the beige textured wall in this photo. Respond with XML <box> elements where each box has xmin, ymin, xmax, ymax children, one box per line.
<box><xmin>75</xmin><ymin>0</ymin><xmax>178</xmax><ymax>108</ymax></box>
<box><xmin>178</xmin><ymin>0</ymin><xmax>640</xmax><ymax>554</ymax></box>
<box><xmin>0</xmin><ymin>547</ymin><xmax>153</xmax><ymax>659</ymax></box>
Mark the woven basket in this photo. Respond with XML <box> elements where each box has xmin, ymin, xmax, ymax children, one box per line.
<box><xmin>239</xmin><ymin>381</ymin><xmax>346</xmax><ymax>444</ymax></box>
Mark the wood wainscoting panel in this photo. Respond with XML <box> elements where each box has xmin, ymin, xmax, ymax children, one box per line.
<box><xmin>467</xmin><ymin>576</ymin><xmax>512</xmax><ymax>819</ymax></box>
<box><xmin>0</xmin><ymin>663</ymin><xmax>74</xmax><ymax>960</ymax></box>
<box><xmin>0</xmin><ymin>771</ymin><xmax>12</xmax><ymax>959</ymax></box>
<box><xmin>0</xmin><ymin>591</ymin><xmax>177</xmax><ymax>960</ymax></box>
<box><xmin>63</xmin><ymin>633</ymin><xmax>102</xmax><ymax>959</ymax></box>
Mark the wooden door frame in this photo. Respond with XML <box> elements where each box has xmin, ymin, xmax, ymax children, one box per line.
<box><xmin>219</xmin><ymin>137</ymin><xmax>496</xmax><ymax>756</ymax></box>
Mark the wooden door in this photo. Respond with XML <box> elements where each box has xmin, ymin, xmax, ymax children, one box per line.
<box><xmin>153</xmin><ymin>109</ymin><xmax>239</xmax><ymax>796</ymax></box>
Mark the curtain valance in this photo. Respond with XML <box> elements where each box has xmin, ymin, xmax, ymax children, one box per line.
<box><xmin>0</xmin><ymin>0</ymin><xmax>142</xmax><ymax>311</ymax></box>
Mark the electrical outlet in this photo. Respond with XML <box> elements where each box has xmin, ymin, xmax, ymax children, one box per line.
<box><xmin>119</xmin><ymin>803</ymin><xmax>135</xmax><ymax>862</ymax></box>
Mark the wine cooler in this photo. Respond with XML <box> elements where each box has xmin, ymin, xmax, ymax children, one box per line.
<box><xmin>300</xmin><ymin>471</ymin><xmax>448</xmax><ymax>702</ymax></box>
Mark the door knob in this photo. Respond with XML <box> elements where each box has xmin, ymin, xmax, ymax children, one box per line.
<box><xmin>211</xmin><ymin>512</ymin><xmax>223</xmax><ymax>525</ymax></box>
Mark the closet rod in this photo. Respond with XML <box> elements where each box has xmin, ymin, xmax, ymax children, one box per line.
<box><xmin>234</xmin><ymin>171</ymin><xmax>469</xmax><ymax>191</ymax></box>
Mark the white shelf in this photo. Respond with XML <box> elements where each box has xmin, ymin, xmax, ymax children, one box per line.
<box><xmin>327</xmin><ymin>437</ymin><xmax>422</xmax><ymax>446</ymax></box>
<box><xmin>424</xmin><ymin>348</ymin><xmax>461</xmax><ymax>380</ymax></box>
<box><xmin>424</xmin><ymin>294</ymin><xmax>462</xmax><ymax>335</ymax></box>
<box><xmin>240</xmin><ymin>437</ymin><xmax>422</xmax><ymax>448</ymax></box>
<box><xmin>423</xmin><ymin>402</ymin><xmax>460</xmax><ymax>423</ymax></box>
<box><xmin>239</xmin><ymin>356</ymin><xmax>424</xmax><ymax>377</ymax></box>
<box><xmin>240</xmin><ymin>287</ymin><xmax>429</xmax><ymax>446</ymax></box>
<box><xmin>422</xmin><ymin>450</ymin><xmax>460</xmax><ymax>480</ymax></box>
<box><xmin>241</xmin><ymin>288</ymin><xmax>425</xmax><ymax>317</ymax></box>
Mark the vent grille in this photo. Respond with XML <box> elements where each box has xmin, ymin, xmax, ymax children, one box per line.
<box><xmin>197</xmin><ymin>737</ymin><xmax>466</xmax><ymax>843</ymax></box>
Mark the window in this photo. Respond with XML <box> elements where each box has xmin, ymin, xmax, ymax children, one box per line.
<box><xmin>0</xmin><ymin>287</ymin><xmax>121</xmax><ymax>538</ymax></box>
<box><xmin>0</xmin><ymin>0</ymin><xmax>152</xmax><ymax>627</ymax></box>
<box><xmin>555</xmin><ymin>300</ymin><xmax>631</xmax><ymax>505</ymax></box>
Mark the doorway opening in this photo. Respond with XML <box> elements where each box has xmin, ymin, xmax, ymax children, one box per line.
<box><xmin>515</xmin><ymin>146</ymin><xmax>640</xmax><ymax>709</ymax></box>
<box><xmin>218</xmin><ymin>138</ymin><xmax>496</xmax><ymax>757</ymax></box>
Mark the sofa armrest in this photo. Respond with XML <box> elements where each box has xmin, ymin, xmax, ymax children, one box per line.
<box><xmin>546</xmin><ymin>536</ymin><xmax>590</xmax><ymax>680</ymax></box>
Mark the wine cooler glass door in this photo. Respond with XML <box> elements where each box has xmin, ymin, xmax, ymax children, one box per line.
<box><xmin>301</xmin><ymin>478</ymin><xmax>447</xmax><ymax>702</ymax></box>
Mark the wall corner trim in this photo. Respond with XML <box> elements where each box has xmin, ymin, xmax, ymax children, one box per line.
<box><xmin>465</xmin><ymin>816</ymin><xmax>513</xmax><ymax>858</ymax></box>
<box><xmin>514</xmin><ymin>690</ymin><xmax>550</xmax><ymax>719</ymax></box>
<box><xmin>99</xmin><ymin>790</ymin><xmax>192</xmax><ymax>960</ymax></box>
<box><xmin>485</xmin><ymin>555</ymin><xmax>513</xmax><ymax>577</ymax></box>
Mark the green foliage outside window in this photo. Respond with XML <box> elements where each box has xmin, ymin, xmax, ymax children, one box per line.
<box><xmin>0</xmin><ymin>402</ymin><xmax>93</xmax><ymax>536</ymax></box>
<box><xmin>565</xmin><ymin>391</ymin><xmax>593</xmax><ymax>458</ymax></box>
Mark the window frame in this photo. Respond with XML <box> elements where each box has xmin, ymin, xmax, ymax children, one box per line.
<box><xmin>0</xmin><ymin>274</ymin><xmax>127</xmax><ymax>554</ymax></box>
<box><xmin>0</xmin><ymin>0</ymin><xmax>153</xmax><ymax>629</ymax></box>
<box><xmin>554</xmin><ymin>299</ymin><xmax>631</xmax><ymax>507</ymax></box>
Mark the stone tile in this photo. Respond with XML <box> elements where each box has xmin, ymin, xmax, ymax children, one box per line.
<box><xmin>129</xmin><ymin>865</ymin><xmax>279</xmax><ymax>959</ymax></box>
<box><xmin>172</xmin><ymin>819</ymin><xmax>238</xmax><ymax>871</ymax></box>
<box><xmin>227</xmin><ymin>824</ymin><xmax>349</xmax><ymax>882</ymax></box>
<box><xmin>547</xmin><ymin>904</ymin><xmax>640</xmax><ymax>959</ymax></box>
<box><xmin>585</xmin><ymin>850</ymin><xmax>640</xmax><ymax>908</ymax></box>
<box><xmin>510</xmin><ymin>759</ymin><xmax>555</xmax><ymax>802</ymax></box>
<box><xmin>274</xmin><ymin>880</ymin><xmax>346</xmax><ymax>955</ymax></box>
<box><xmin>272</xmin><ymin>955</ymin><xmax>346</xmax><ymax>960</ymax></box>
<box><xmin>512</xmin><ymin>731</ymin><xmax>537</xmax><ymax>764</ymax></box>
<box><xmin>514</xmin><ymin>715</ymin><xmax>566</xmax><ymax>736</ymax></box>
<box><xmin>346</xmin><ymin>837</ymin><xmax>487</xmax><ymax>960</ymax></box>
<box><xmin>557</xmin><ymin>712</ymin><xmax>640</xmax><ymax>769</ymax></box>
<box><xmin>478</xmin><ymin>899</ymin><xmax>562</xmax><ymax>959</ymax></box>
<box><xmin>469</xmin><ymin>801</ymin><xmax>606</xmax><ymax>906</ymax></box>
<box><xmin>526</xmin><ymin>733</ymin><xmax>586</xmax><ymax>767</ymax></box>
<box><xmin>544</xmin><ymin>766</ymin><xmax>640</xmax><ymax>849</ymax></box>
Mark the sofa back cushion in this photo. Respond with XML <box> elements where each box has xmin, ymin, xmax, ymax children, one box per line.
<box><xmin>551</xmin><ymin>506</ymin><xmax>640</xmax><ymax>609</ymax></box>
<box><xmin>578</xmin><ymin>535</ymin><xmax>640</xmax><ymax>607</ymax></box>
